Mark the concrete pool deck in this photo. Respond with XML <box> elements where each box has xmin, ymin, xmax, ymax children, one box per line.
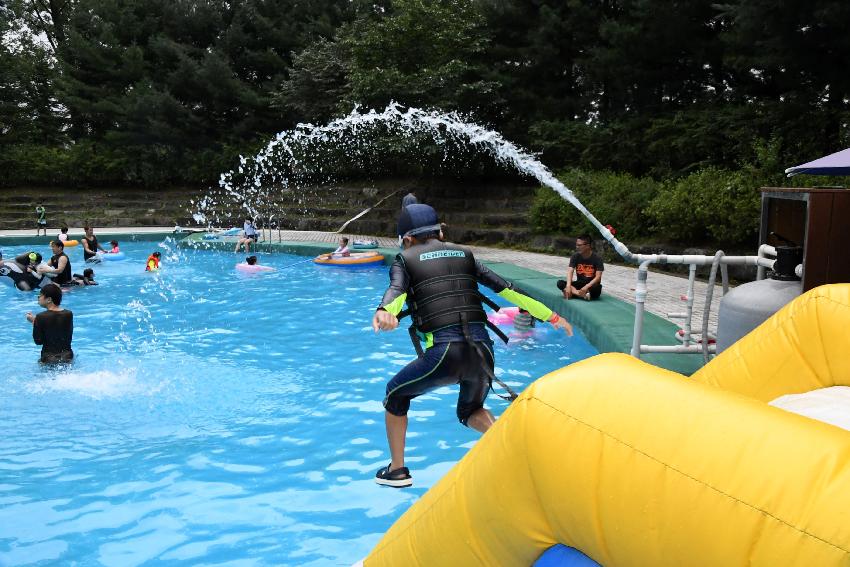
<box><xmin>1</xmin><ymin>226</ymin><xmax>719</xmax><ymax>374</ymax></box>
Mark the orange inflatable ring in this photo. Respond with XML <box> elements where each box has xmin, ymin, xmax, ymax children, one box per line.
<box><xmin>313</xmin><ymin>251</ymin><xmax>384</xmax><ymax>267</ymax></box>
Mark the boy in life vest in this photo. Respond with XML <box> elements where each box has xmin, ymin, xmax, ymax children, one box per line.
<box><xmin>371</xmin><ymin>204</ymin><xmax>572</xmax><ymax>487</ymax></box>
<box><xmin>146</xmin><ymin>251</ymin><xmax>161</xmax><ymax>271</ymax></box>
<box><xmin>35</xmin><ymin>202</ymin><xmax>47</xmax><ymax>236</ymax></box>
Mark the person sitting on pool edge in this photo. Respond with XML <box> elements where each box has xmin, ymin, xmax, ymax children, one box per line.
<box><xmin>371</xmin><ymin>204</ymin><xmax>573</xmax><ymax>487</ymax></box>
<box><xmin>26</xmin><ymin>283</ymin><xmax>74</xmax><ymax>364</ymax></box>
<box><xmin>557</xmin><ymin>234</ymin><xmax>604</xmax><ymax>301</ymax></box>
<box><xmin>146</xmin><ymin>251</ymin><xmax>161</xmax><ymax>271</ymax></box>
<box><xmin>235</xmin><ymin>217</ymin><xmax>259</xmax><ymax>253</ymax></box>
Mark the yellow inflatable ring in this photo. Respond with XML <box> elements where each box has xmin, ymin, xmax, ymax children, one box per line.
<box><xmin>363</xmin><ymin>284</ymin><xmax>850</xmax><ymax>566</ymax></box>
<box><xmin>63</xmin><ymin>239</ymin><xmax>79</xmax><ymax>247</ymax></box>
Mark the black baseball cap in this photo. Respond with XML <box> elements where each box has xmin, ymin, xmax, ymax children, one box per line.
<box><xmin>397</xmin><ymin>204</ymin><xmax>441</xmax><ymax>238</ymax></box>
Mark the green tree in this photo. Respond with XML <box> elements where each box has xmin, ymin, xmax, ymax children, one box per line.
<box><xmin>479</xmin><ymin>0</ymin><xmax>601</xmax><ymax>148</ymax></box>
<box><xmin>341</xmin><ymin>0</ymin><xmax>499</xmax><ymax>116</ymax></box>
<box><xmin>719</xmin><ymin>0</ymin><xmax>850</xmax><ymax>162</ymax></box>
<box><xmin>52</xmin><ymin>0</ymin><xmax>350</xmax><ymax>184</ymax></box>
<box><xmin>274</xmin><ymin>37</ymin><xmax>351</xmax><ymax>124</ymax></box>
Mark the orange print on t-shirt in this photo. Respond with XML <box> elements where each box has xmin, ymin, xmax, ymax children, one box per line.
<box><xmin>576</xmin><ymin>263</ymin><xmax>596</xmax><ymax>278</ymax></box>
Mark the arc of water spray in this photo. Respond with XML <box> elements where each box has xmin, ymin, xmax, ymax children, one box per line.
<box><xmin>204</xmin><ymin>102</ymin><xmax>634</xmax><ymax>262</ymax></box>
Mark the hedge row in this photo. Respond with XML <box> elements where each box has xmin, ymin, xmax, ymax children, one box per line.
<box><xmin>530</xmin><ymin>147</ymin><xmax>836</xmax><ymax>248</ymax></box>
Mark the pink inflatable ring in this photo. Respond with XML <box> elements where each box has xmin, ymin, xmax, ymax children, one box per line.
<box><xmin>235</xmin><ymin>263</ymin><xmax>275</xmax><ymax>273</ymax></box>
<box><xmin>487</xmin><ymin>306</ymin><xmax>519</xmax><ymax>325</ymax></box>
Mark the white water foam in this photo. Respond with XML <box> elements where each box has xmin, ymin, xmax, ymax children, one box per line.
<box><xmin>25</xmin><ymin>368</ymin><xmax>166</xmax><ymax>399</ymax></box>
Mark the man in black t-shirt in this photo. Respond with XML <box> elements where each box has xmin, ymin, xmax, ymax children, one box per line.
<box><xmin>556</xmin><ymin>234</ymin><xmax>604</xmax><ymax>300</ymax></box>
<box><xmin>26</xmin><ymin>283</ymin><xmax>74</xmax><ymax>363</ymax></box>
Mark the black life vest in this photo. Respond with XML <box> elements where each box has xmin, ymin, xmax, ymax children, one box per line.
<box><xmin>400</xmin><ymin>240</ymin><xmax>486</xmax><ymax>333</ymax></box>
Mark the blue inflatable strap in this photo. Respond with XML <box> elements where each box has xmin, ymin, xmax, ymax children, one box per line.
<box><xmin>533</xmin><ymin>544</ymin><xmax>601</xmax><ymax>567</ymax></box>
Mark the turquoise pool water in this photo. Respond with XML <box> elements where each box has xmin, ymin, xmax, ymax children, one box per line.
<box><xmin>0</xmin><ymin>239</ymin><xmax>598</xmax><ymax>566</ymax></box>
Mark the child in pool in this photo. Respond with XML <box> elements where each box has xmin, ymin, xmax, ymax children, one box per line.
<box><xmin>146</xmin><ymin>251</ymin><xmax>161</xmax><ymax>271</ymax></box>
<box><xmin>107</xmin><ymin>240</ymin><xmax>120</xmax><ymax>253</ymax></box>
<box><xmin>513</xmin><ymin>308</ymin><xmax>536</xmax><ymax>332</ymax></box>
<box><xmin>71</xmin><ymin>268</ymin><xmax>97</xmax><ymax>286</ymax></box>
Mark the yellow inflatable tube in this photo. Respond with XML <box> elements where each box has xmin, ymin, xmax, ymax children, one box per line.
<box><xmin>364</xmin><ymin>285</ymin><xmax>850</xmax><ymax>566</ymax></box>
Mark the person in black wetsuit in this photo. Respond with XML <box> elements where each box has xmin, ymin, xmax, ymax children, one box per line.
<box><xmin>26</xmin><ymin>283</ymin><xmax>74</xmax><ymax>364</ymax></box>
<box><xmin>81</xmin><ymin>225</ymin><xmax>105</xmax><ymax>262</ymax></box>
<box><xmin>371</xmin><ymin>204</ymin><xmax>573</xmax><ymax>487</ymax></box>
<box><xmin>0</xmin><ymin>251</ymin><xmax>44</xmax><ymax>291</ymax></box>
<box><xmin>38</xmin><ymin>240</ymin><xmax>73</xmax><ymax>285</ymax></box>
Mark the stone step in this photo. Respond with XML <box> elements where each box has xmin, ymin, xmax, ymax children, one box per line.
<box><xmin>0</xmin><ymin>183</ymin><xmax>540</xmax><ymax>239</ymax></box>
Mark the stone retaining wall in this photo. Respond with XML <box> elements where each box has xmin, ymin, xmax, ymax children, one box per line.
<box><xmin>0</xmin><ymin>182</ymin><xmax>759</xmax><ymax>281</ymax></box>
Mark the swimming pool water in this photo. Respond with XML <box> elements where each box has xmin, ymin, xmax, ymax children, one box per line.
<box><xmin>0</xmin><ymin>239</ymin><xmax>598</xmax><ymax>566</ymax></box>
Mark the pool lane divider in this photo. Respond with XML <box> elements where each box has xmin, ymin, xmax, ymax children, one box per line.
<box><xmin>181</xmin><ymin>234</ymin><xmax>704</xmax><ymax>375</ymax></box>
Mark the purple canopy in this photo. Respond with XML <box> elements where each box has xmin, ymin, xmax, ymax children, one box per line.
<box><xmin>785</xmin><ymin>147</ymin><xmax>850</xmax><ymax>176</ymax></box>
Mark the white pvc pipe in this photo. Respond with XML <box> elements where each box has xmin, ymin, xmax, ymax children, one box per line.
<box><xmin>640</xmin><ymin>344</ymin><xmax>717</xmax><ymax>354</ymax></box>
<box><xmin>756</xmin><ymin>244</ymin><xmax>777</xmax><ymax>280</ymax></box>
<box><xmin>629</xmin><ymin>253</ymin><xmax>772</xmax><ymax>267</ymax></box>
<box><xmin>682</xmin><ymin>264</ymin><xmax>697</xmax><ymax>348</ymax></box>
<box><xmin>627</xmin><ymin>248</ymin><xmax>773</xmax><ymax>364</ymax></box>
<box><xmin>702</xmin><ymin>251</ymin><xmax>724</xmax><ymax>362</ymax></box>
<box><xmin>630</xmin><ymin>260</ymin><xmax>653</xmax><ymax>358</ymax></box>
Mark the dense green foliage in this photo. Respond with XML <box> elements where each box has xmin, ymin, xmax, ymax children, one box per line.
<box><xmin>531</xmin><ymin>140</ymin><xmax>836</xmax><ymax>247</ymax></box>
<box><xmin>3</xmin><ymin>0</ymin><xmax>850</xmax><ymax>245</ymax></box>
<box><xmin>530</xmin><ymin>169</ymin><xmax>659</xmax><ymax>242</ymax></box>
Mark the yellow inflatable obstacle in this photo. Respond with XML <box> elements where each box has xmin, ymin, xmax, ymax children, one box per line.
<box><xmin>363</xmin><ymin>285</ymin><xmax>850</xmax><ymax>566</ymax></box>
